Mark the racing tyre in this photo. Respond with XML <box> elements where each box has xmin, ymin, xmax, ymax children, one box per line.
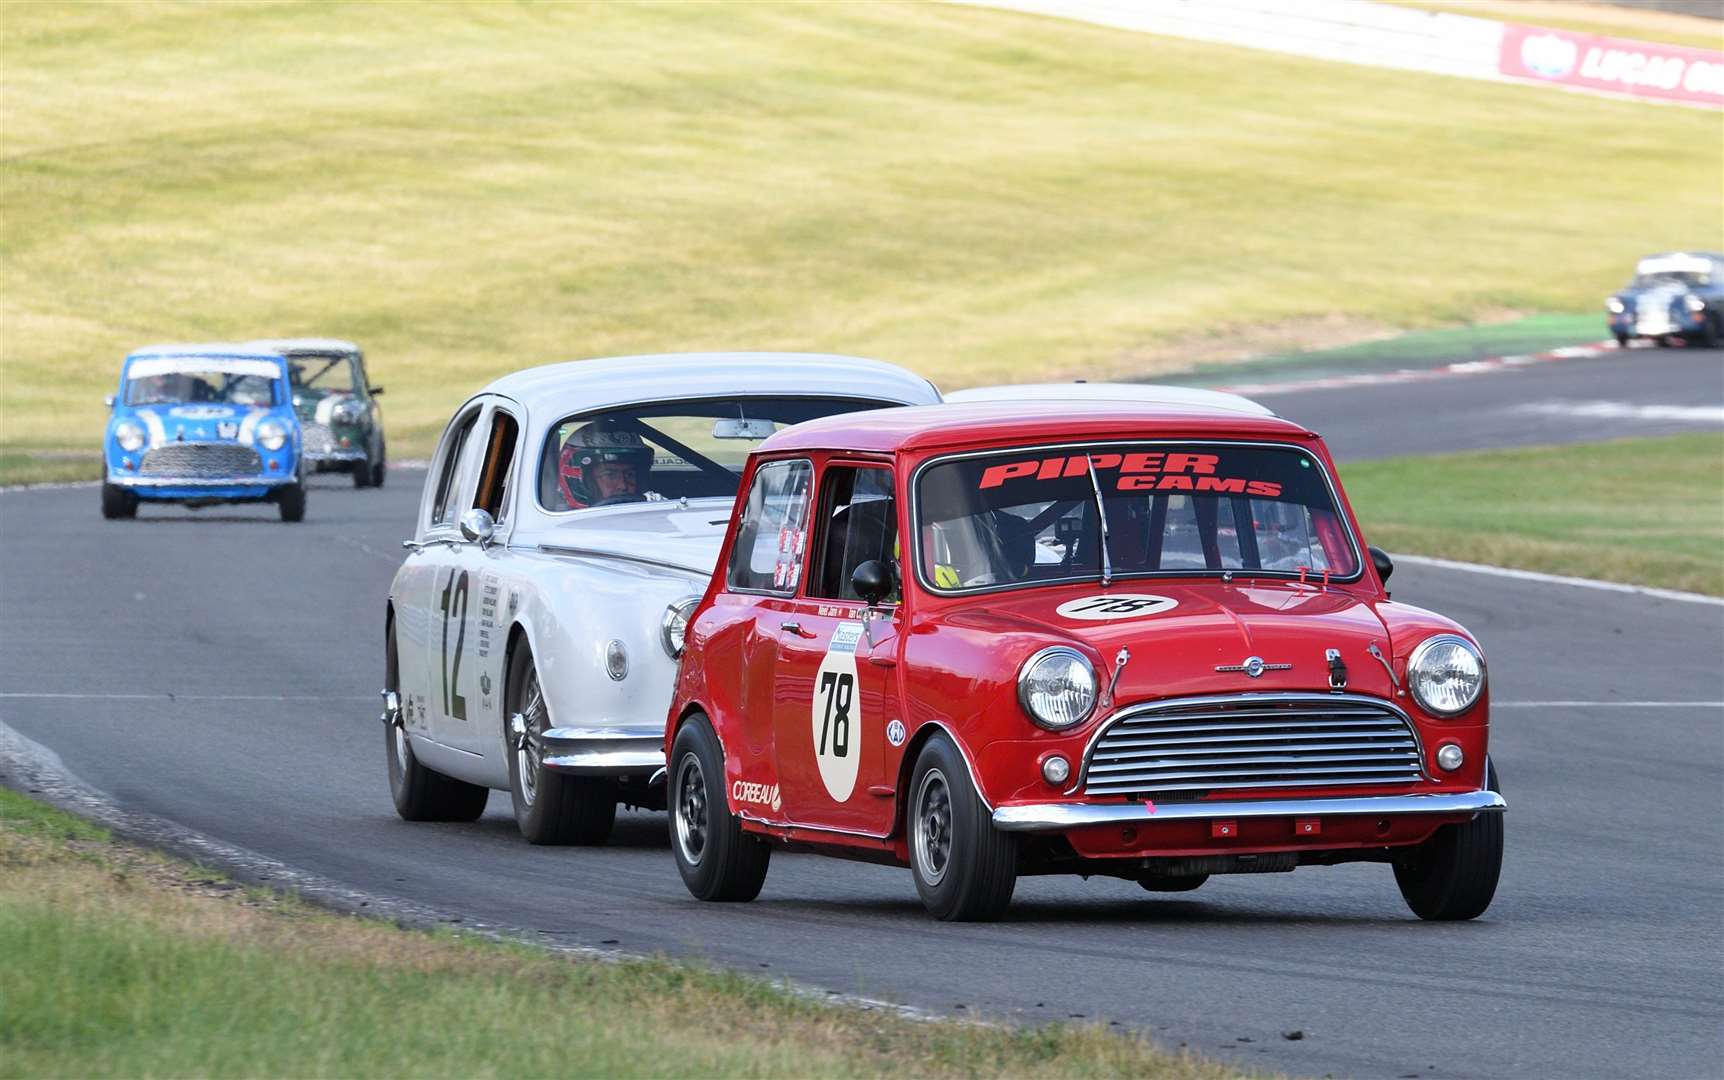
<box><xmin>100</xmin><ymin>484</ymin><xmax>138</xmax><ymax>520</ymax></box>
<box><xmin>908</xmin><ymin>733</ymin><xmax>1016</xmax><ymax>921</ymax></box>
<box><xmin>353</xmin><ymin>456</ymin><xmax>373</xmax><ymax>488</ymax></box>
<box><xmin>1612</xmin><ymin>332</ymin><xmax>1629</xmax><ymax>348</ymax></box>
<box><xmin>385</xmin><ymin>621</ymin><xmax>489</xmax><ymax>822</ymax></box>
<box><xmin>1394</xmin><ymin>759</ymin><xmax>1503</xmax><ymax>921</ymax></box>
<box><xmin>276</xmin><ymin>482</ymin><xmax>306</xmax><ymax>523</ymax></box>
<box><xmin>370</xmin><ymin>442</ymin><xmax>386</xmax><ymax>488</ymax></box>
<box><xmin>670</xmin><ymin>714</ymin><xmax>771</xmax><ymax>901</ymax></box>
<box><xmin>1139</xmin><ymin>874</ymin><xmax>1209</xmax><ymax>893</ymax></box>
<box><xmin>1698</xmin><ymin>316</ymin><xmax>1722</xmax><ymax>350</ymax></box>
<box><xmin>506</xmin><ymin>646</ymin><xmax>616</xmax><ymax>845</ymax></box>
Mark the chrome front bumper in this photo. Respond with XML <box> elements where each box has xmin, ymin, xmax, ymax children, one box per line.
<box><xmin>992</xmin><ymin>791</ymin><xmax>1505</xmax><ymax>832</ymax></box>
<box><xmin>110</xmin><ymin>474</ymin><xmax>293</xmax><ymax>488</ymax></box>
<box><xmin>538</xmin><ymin>726</ymin><xmax>663</xmax><ymax>777</ymax></box>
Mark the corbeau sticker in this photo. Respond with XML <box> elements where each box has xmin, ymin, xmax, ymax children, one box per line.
<box><xmin>732</xmin><ymin>780</ymin><xmax>782</xmax><ymax>814</ymax></box>
<box><xmin>978</xmin><ymin>452</ymin><xmax>1282</xmax><ymax>498</ymax></box>
<box><xmin>810</xmin><ymin>621</ymin><xmax>864</xmax><ymax>802</ymax></box>
<box><xmin>1055</xmin><ymin>594</ymin><xmax>1180</xmax><ymax>621</ymax></box>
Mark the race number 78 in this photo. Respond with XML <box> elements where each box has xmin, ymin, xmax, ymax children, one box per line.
<box><xmin>817</xmin><ymin>670</ymin><xmax>852</xmax><ymax>758</ymax></box>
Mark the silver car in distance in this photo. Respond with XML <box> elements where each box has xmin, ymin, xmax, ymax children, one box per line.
<box><xmin>382</xmin><ymin>352</ymin><xmax>940</xmax><ymax>844</ymax></box>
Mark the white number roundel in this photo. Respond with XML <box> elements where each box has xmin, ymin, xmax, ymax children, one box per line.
<box><xmin>810</xmin><ymin>623</ymin><xmax>863</xmax><ymax>802</ymax></box>
<box><xmin>1054</xmin><ymin>594</ymin><xmax>1179</xmax><ymax>621</ymax></box>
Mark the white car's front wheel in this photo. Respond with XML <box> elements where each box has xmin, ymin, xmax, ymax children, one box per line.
<box><xmin>505</xmin><ymin>646</ymin><xmax>616</xmax><ymax>845</ymax></box>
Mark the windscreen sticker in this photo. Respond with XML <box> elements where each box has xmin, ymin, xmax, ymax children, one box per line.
<box><xmin>810</xmin><ymin>621</ymin><xmax>864</xmax><ymax>802</ymax></box>
<box><xmin>1055</xmin><ymin>594</ymin><xmax>1180</xmax><ymax>621</ymax></box>
<box><xmin>979</xmin><ymin>453</ymin><xmax>1282</xmax><ymax>498</ymax></box>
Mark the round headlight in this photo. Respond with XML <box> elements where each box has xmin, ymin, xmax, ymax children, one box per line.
<box><xmin>332</xmin><ymin>398</ymin><xmax>365</xmax><ymax>424</ymax></box>
<box><xmin>1017</xmin><ymin>646</ymin><xmax>1097</xmax><ymax>730</ymax></box>
<box><xmin>660</xmin><ymin>596</ymin><xmax>699</xmax><ymax>658</ymax></box>
<box><xmin>256</xmin><ymin>419</ymin><xmax>288</xmax><ymax>452</ymax></box>
<box><xmin>1684</xmin><ymin>294</ymin><xmax>1706</xmax><ymax>313</ymax></box>
<box><xmin>1605</xmin><ymin>297</ymin><xmax>1626</xmax><ymax>314</ymax></box>
<box><xmin>1407</xmin><ymin>634</ymin><xmax>1486</xmax><ymax>716</ymax></box>
<box><xmin>114</xmin><ymin>420</ymin><xmax>146</xmax><ymax>453</ymax></box>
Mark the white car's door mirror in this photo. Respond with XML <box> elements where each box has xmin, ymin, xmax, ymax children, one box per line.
<box><xmin>459</xmin><ymin>507</ymin><xmax>496</xmax><ymax>547</ymax></box>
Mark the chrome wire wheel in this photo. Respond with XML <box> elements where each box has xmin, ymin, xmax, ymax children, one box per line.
<box><xmin>675</xmin><ymin>754</ymin><xmax>708</xmax><ymax>867</ymax></box>
<box><xmin>513</xmin><ymin>670</ymin><xmax>547</xmax><ymax>807</ymax></box>
<box><xmin>913</xmin><ymin>767</ymin><xmax>953</xmax><ymax>887</ymax></box>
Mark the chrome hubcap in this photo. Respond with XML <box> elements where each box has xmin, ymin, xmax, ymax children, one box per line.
<box><xmin>675</xmin><ymin>754</ymin><xmax>708</xmax><ymax>867</ymax></box>
<box><xmin>913</xmin><ymin>767</ymin><xmax>952</xmax><ymax>886</ymax></box>
<box><xmin>514</xmin><ymin>671</ymin><xmax>546</xmax><ymax>806</ymax></box>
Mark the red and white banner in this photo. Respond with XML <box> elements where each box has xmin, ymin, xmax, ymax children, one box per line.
<box><xmin>1499</xmin><ymin>23</ymin><xmax>1724</xmax><ymax>108</ymax></box>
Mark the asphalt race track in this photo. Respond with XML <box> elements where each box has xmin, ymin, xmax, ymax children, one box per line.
<box><xmin>3</xmin><ymin>346</ymin><xmax>1721</xmax><ymax>1078</ymax></box>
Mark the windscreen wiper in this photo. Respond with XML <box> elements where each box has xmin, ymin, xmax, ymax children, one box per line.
<box><xmin>1084</xmin><ymin>455</ymin><xmax>1113</xmax><ymax>587</ymax></box>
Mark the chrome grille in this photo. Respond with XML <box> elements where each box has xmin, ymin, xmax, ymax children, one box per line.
<box><xmin>139</xmin><ymin>443</ymin><xmax>261</xmax><ymax>478</ymax></box>
<box><xmin>1082</xmin><ymin>694</ymin><xmax>1426</xmax><ymax>798</ymax></box>
<box><xmin>301</xmin><ymin>422</ymin><xmax>335</xmax><ymax>457</ymax></box>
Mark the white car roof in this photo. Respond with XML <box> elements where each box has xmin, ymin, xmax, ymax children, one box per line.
<box><xmin>125</xmin><ymin>343</ymin><xmax>287</xmax><ymax>363</ymax></box>
<box><xmin>246</xmin><ymin>338</ymin><xmax>362</xmax><ymax>355</ymax></box>
<box><xmin>944</xmin><ymin>382</ymin><xmax>1275</xmax><ymax>416</ymax></box>
<box><xmin>478</xmin><ymin>352</ymin><xmax>941</xmax><ymax>413</ymax></box>
<box><xmin>1636</xmin><ymin>252</ymin><xmax>1724</xmax><ymax>276</ymax></box>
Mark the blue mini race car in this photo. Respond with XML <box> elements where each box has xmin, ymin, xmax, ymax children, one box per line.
<box><xmin>102</xmin><ymin>344</ymin><xmax>307</xmax><ymax>522</ymax></box>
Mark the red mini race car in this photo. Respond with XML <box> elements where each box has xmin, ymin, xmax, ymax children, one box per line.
<box><xmin>664</xmin><ymin>402</ymin><xmax>1505</xmax><ymax>921</ymax></box>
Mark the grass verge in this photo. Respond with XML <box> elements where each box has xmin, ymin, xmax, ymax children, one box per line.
<box><xmin>1343</xmin><ymin>432</ymin><xmax>1724</xmax><ymax>596</ymax></box>
<box><xmin>0</xmin><ymin>452</ymin><xmax>101</xmax><ymax>487</ymax></box>
<box><xmin>3</xmin><ymin>2</ymin><xmax>1719</xmax><ymax>463</ymax></box>
<box><xmin>0</xmin><ymin>787</ymin><xmax>1237</xmax><ymax>1078</ymax></box>
<box><xmin>1168</xmin><ymin>313</ymin><xmax>1608</xmax><ymax>386</ymax></box>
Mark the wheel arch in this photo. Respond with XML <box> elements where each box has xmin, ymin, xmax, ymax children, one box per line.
<box><xmin>891</xmin><ymin>720</ymin><xmax>992</xmax><ymax>839</ymax></box>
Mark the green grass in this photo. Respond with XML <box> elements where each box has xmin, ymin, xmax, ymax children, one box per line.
<box><xmin>1169</xmin><ymin>312</ymin><xmax>1608</xmax><ymax>385</ymax></box>
<box><xmin>1</xmin><ymin>3</ymin><xmax>1718</xmax><ymax>464</ymax></box>
<box><xmin>1344</xmin><ymin>433</ymin><xmax>1724</xmax><ymax>596</ymax></box>
<box><xmin>0</xmin><ymin>452</ymin><xmax>101</xmax><ymax>486</ymax></box>
<box><xmin>0</xmin><ymin>787</ymin><xmax>1236</xmax><ymax>1079</ymax></box>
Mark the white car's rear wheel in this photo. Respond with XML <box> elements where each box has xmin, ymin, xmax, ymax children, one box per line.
<box><xmin>505</xmin><ymin>646</ymin><xmax>616</xmax><ymax>845</ymax></box>
<box><xmin>385</xmin><ymin>619</ymin><xmax>487</xmax><ymax>822</ymax></box>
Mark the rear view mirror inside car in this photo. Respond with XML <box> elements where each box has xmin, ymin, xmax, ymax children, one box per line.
<box><xmin>713</xmin><ymin>417</ymin><xmax>777</xmax><ymax>440</ymax></box>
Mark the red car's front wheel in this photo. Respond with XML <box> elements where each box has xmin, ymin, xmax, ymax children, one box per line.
<box><xmin>1395</xmin><ymin>760</ymin><xmax>1504</xmax><ymax>920</ymax></box>
<box><xmin>907</xmin><ymin>733</ymin><xmax>1016</xmax><ymax>922</ymax></box>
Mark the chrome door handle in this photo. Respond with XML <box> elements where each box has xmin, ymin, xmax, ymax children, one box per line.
<box><xmin>780</xmin><ymin>621</ymin><xmax>813</xmax><ymax>637</ymax></box>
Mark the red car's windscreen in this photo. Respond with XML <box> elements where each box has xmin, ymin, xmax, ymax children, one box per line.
<box><xmin>914</xmin><ymin>442</ymin><xmax>1360</xmax><ymax>592</ymax></box>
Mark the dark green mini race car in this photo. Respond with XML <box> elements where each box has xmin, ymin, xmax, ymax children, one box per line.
<box><xmin>251</xmin><ymin>338</ymin><xmax>387</xmax><ymax>488</ymax></box>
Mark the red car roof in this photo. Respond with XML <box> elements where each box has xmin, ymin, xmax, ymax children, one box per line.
<box><xmin>761</xmin><ymin>400</ymin><xmax>1319</xmax><ymax>455</ymax></box>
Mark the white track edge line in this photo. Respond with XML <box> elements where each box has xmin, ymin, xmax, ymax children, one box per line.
<box><xmin>1392</xmin><ymin>553</ymin><xmax>1723</xmax><ymax>607</ymax></box>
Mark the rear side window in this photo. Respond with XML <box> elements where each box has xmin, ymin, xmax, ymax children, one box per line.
<box><xmin>810</xmin><ymin>466</ymin><xmax>898</xmax><ymax>603</ymax></box>
<box><xmin>431</xmin><ymin>409</ymin><xmax>481</xmax><ymax>527</ymax></box>
<box><xmin>727</xmin><ymin>459</ymin><xmax>813</xmax><ymax>594</ymax></box>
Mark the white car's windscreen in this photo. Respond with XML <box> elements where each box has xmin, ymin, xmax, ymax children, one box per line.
<box><xmin>915</xmin><ymin>442</ymin><xmax>1361</xmax><ymax>592</ymax></box>
<box><xmin>537</xmin><ymin>396</ymin><xmax>893</xmax><ymax>511</ymax></box>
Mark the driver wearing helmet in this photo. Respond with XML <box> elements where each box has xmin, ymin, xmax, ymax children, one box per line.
<box><xmin>557</xmin><ymin>423</ymin><xmax>654</xmax><ymax>509</ymax></box>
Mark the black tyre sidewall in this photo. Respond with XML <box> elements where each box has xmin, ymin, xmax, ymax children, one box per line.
<box><xmin>385</xmin><ymin>619</ymin><xmax>487</xmax><ymax>822</ymax></box>
<box><xmin>908</xmin><ymin>733</ymin><xmax>1016</xmax><ymax>921</ymax></box>
<box><xmin>505</xmin><ymin>646</ymin><xmax>616</xmax><ymax>845</ymax></box>
<box><xmin>277</xmin><ymin>482</ymin><xmax>306</xmax><ymax>522</ymax></box>
<box><xmin>670</xmin><ymin>714</ymin><xmax>770</xmax><ymax>901</ymax></box>
<box><xmin>100</xmin><ymin>484</ymin><xmax>137</xmax><ymax>519</ymax></box>
<box><xmin>1394</xmin><ymin>759</ymin><xmax>1504</xmax><ymax>920</ymax></box>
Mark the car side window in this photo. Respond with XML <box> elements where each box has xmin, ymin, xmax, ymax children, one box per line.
<box><xmin>809</xmin><ymin>465</ymin><xmax>898</xmax><ymax>603</ymax></box>
<box><xmin>727</xmin><ymin>459</ymin><xmax>813</xmax><ymax>594</ymax></box>
<box><xmin>430</xmin><ymin>407</ymin><xmax>481</xmax><ymax>528</ymax></box>
<box><xmin>473</xmin><ymin>407</ymin><xmax>520</xmax><ymax>522</ymax></box>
